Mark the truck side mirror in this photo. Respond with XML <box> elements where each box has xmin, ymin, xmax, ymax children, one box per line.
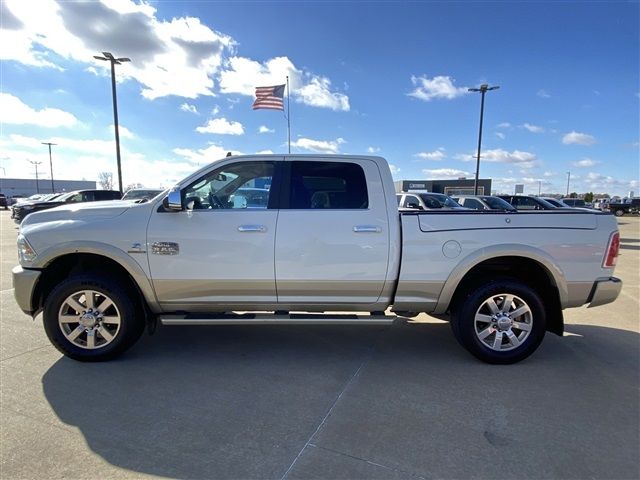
<box><xmin>406</xmin><ymin>202</ymin><xmax>423</xmax><ymax>210</ymax></box>
<box><xmin>164</xmin><ymin>190</ymin><xmax>183</xmax><ymax>211</ymax></box>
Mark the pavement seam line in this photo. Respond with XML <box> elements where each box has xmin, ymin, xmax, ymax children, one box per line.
<box><xmin>0</xmin><ymin>344</ymin><xmax>52</xmax><ymax>363</ymax></box>
<box><xmin>308</xmin><ymin>443</ymin><xmax>429</xmax><ymax>480</ymax></box>
<box><xmin>279</xmin><ymin>333</ymin><xmax>384</xmax><ymax>480</ymax></box>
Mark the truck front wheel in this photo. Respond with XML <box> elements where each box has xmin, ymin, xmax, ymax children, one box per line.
<box><xmin>614</xmin><ymin>209</ymin><xmax>625</xmax><ymax>217</ymax></box>
<box><xmin>43</xmin><ymin>274</ymin><xmax>145</xmax><ymax>361</ymax></box>
<box><xmin>450</xmin><ymin>278</ymin><xmax>546</xmax><ymax>364</ymax></box>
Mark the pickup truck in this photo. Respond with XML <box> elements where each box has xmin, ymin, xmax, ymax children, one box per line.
<box><xmin>606</xmin><ymin>198</ymin><xmax>640</xmax><ymax>217</ymax></box>
<box><xmin>12</xmin><ymin>155</ymin><xmax>622</xmax><ymax>364</ymax></box>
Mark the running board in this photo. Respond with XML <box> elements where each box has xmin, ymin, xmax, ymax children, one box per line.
<box><xmin>159</xmin><ymin>312</ymin><xmax>400</xmax><ymax>326</ymax></box>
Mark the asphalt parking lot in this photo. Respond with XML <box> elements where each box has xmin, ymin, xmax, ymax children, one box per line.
<box><xmin>1</xmin><ymin>210</ymin><xmax>638</xmax><ymax>480</ymax></box>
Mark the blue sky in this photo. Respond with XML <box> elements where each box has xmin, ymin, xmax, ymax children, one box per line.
<box><xmin>1</xmin><ymin>0</ymin><xmax>638</xmax><ymax>196</ymax></box>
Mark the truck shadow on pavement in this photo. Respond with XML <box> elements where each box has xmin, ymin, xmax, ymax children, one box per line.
<box><xmin>41</xmin><ymin>322</ymin><xmax>640</xmax><ymax>480</ymax></box>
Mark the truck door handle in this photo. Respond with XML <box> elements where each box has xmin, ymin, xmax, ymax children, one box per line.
<box><xmin>238</xmin><ymin>225</ymin><xmax>267</xmax><ymax>233</ymax></box>
<box><xmin>353</xmin><ymin>225</ymin><xmax>381</xmax><ymax>233</ymax></box>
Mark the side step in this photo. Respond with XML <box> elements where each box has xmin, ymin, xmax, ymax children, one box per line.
<box><xmin>159</xmin><ymin>312</ymin><xmax>400</xmax><ymax>326</ymax></box>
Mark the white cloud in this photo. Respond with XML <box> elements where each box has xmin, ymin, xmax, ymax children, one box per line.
<box><xmin>219</xmin><ymin>56</ymin><xmax>349</xmax><ymax>111</ymax></box>
<box><xmin>109</xmin><ymin>124</ymin><xmax>134</xmax><ymax>139</ymax></box>
<box><xmin>422</xmin><ymin>168</ymin><xmax>471</xmax><ymax>179</ymax></box>
<box><xmin>291</xmin><ymin>137</ymin><xmax>345</xmax><ymax>154</ymax></box>
<box><xmin>195</xmin><ymin>117</ymin><xmax>244</xmax><ymax>135</ymax></box>
<box><xmin>458</xmin><ymin>148</ymin><xmax>538</xmax><ymax>168</ymax></box>
<box><xmin>211</xmin><ymin>105</ymin><xmax>220</xmax><ymax>115</ymax></box>
<box><xmin>256</xmin><ymin>149</ymin><xmax>274</xmax><ymax>154</ymax></box>
<box><xmin>415</xmin><ymin>148</ymin><xmax>446</xmax><ymax>161</ymax></box>
<box><xmin>408</xmin><ymin>75</ymin><xmax>468</xmax><ymax>101</ymax></box>
<box><xmin>180</xmin><ymin>103</ymin><xmax>199</xmax><ymax>114</ymax></box>
<box><xmin>173</xmin><ymin>143</ymin><xmax>241</xmax><ymax>164</ymax></box>
<box><xmin>296</xmin><ymin>76</ymin><xmax>349</xmax><ymax>111</ymax></box>
<box><xmin>497</xmin><ymin>122</ymin><xmax>511</xmax><ymax>129</ymax></box>
<box><xmin>495</xmin><ymin>132</ymin><xmax>506</xmax><ymax>140</ymax></box>
<box><xmin>258</xmin><ymin>125</ymin><xmax>274</xmax><ymax>134</ymax></box>
<box><xmin>521</xmin><ymin>123</ymin><xmax>544</xmax><ymax>133</ymax></box>
<box><xmin>389</xmin><ymin>164</ymin><xmax>401</xmax><ymax>175</ymax></box>
<box><xmin>367</xmin><ymin>146</ymin><xmax>380</xmax><ymax>153</ymax></box>
<box><xmin>0</xmin><ymin>93</ymin><xmax>77</xmax><ymax>127</ymax></box>
<box><xmin>562</xmin><ymin>131</ymin><xmax>596</xmax><ymax>146</ymax></box>
<box><xmin>2</xmin><ymin>0</ymin><xmax>235</xmax><ymax>100</ymax></box>
<box><xmin>537</xmin><ymin>89</ymin><xmax>551</xmax><ymax>98</ymax></box>
<box><xmin>572</xmin><ymin>158</ymin><xmax>599</xmax><ymax>168</ymax></box>
<box><xmin>543</xmin><ymin>171</ymin><xmax>555</xmax><ymax>177</ymax></box>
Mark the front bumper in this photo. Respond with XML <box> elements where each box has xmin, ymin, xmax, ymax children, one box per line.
<box><xmin>587</xmin><ymin>277</ymin><xmax>622</xmax><ymax>308</ymax></box>
<box><xmin>12</xmin><ymin>266</ymin><xmax>41</xmax><ymax>316</ymax></box>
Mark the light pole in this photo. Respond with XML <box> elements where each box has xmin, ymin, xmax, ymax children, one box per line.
<box><xmin>42</xmin><ymin>142</ymin><xmax>56</xmax><ymax>193</ymax></box>
<box><xmin>566</xmin><ymin>171</ymin><xmax>571</xmax><ymax>196</ymax></box>
<box><xmin>28</xmin><ymin>160</ymin><xmax>42</xmax><ymax>193</ymax></box>
<box><xmin>93</xmin><ymin>51</ymin><xmax>130</xmax><ymax>193</ymax></box>
<box><xmin>468</xmin><ymin>84</ymin><xmax>500</xmax><ymax>195</ymax></box>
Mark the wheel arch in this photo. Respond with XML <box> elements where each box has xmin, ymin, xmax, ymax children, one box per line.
<box><xmin>31</xmin><ymin>245</ymin><xmax>159</xmax><ymax>317</ymax></box>
<box><xmin>436</xmin><ymin>245</ymin><xmax>566</xmax><ymax>336</ymax></box>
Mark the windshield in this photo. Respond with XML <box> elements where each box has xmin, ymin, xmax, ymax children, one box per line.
<box><xmin>481</xmin><ymin>196</ymin><xmax>516</xmax><ymax>210</ymax></box>
<box><xmin>419</xmin><ymin>193</ymin><xmax>462</xmax><ymax>208</ymax></box>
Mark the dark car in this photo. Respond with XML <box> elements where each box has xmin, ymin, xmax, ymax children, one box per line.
<box><xmin>121</xmin><ymin>188</ymin><xmax>164</xmax><ymax>202</ymax></box>
<box><xmin>12</xmin><ymin>189</ymin><xmax>122</xmax><ymax>223</ymax></box>
<box><xmin>560</xmin><ymin>198</ymin><xmax>587</xmax><ymax>208</ymax></box>
<box><xmin>451</xmin><ymin>195</ymin><xmax>517</xmax><ymax>212</ymax></box>
<box><xmin>0</xmin><ymin>194</ymin><xmax>7</xmax><ymax>210</ymax></box>
<box><xmin>396</xmin><ymin>192</ymin><xmax>466</xmax><ymax>210</ymax></box>
<box><xmin>498</xmin><ymin>195</ymin><xmax>558</xmax><ymax>211</ymax></box>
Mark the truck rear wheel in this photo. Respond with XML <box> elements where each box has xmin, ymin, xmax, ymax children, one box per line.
<box><xmin>43</xmin><ymin>274</ymin><xmax>145</xmax><ymax>362</ymax></box>
<box><xmin>450</xmin><ymin>278</ymin><xmax>546</xmax><ymax>364</ymax></box>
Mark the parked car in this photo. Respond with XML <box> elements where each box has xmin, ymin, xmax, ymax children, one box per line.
<box><xmin>498</xmin><ymin>195</ymin><xmax>557</xmax><ymax>210</ymax></box>
<box><xmin>451</xmin><ymin>195</ymin><xmax>516</xmax><ymax>212</ymax></box>
<box><xmin>605</xmin><ymin>198</ymin><xmax>640</xmax><ymax>217</ymax></box>
<box><xmin>0</xmin><ymin>193</ymin><xmax>8</xmax><ymax>210</ymax></box>
<box><xmin>561</xmin><ymin>198</ymin><xmax>587</xmax><ymax>208</ymax></box>
<box><xmin>540</xmin><ymin>197</ymin><xmax>570</xmax><ymax>208</ymax></box>
<box><xmin>397</xmin><ymin>192</ymin><xmax>465</xmax><ymax>210</ymax></box>
<box><xmin>122</xmin><ymin>188</ymin><xmax>164</xmax><ymax>202</ymax></box>
<box><xmin>13</xmin><ymin>155</ymin><xmax>621</xmax><ymax>364</ymax></box>
<box><xmin>11</xmin><ymin>189</ymin><xmax>122</xmax><ymax>223</ymax></box>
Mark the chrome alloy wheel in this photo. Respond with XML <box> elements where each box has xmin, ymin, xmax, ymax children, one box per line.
<box><xmin>474</xmin><ymin>293</ymin><xmax>533</xmax><ymax>352</ymax></box>
<box><xmin>58</xmin><ymin>290</ymin><xmax>121</xmax><ymax>350</ymax></box>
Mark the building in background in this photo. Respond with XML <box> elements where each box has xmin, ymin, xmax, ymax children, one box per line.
<box><xmin>394</xmin><ymin>178</ymin><xmax>492</xmax><ymax>196</ymax></box>
<box><xmin>0</xmin><ymin>178</ymin><xmax>97</xmax><ymax>198</ymax></box>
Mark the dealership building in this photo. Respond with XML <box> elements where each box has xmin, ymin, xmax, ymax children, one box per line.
<box><xmin>0</xmin><ymin>178</ymin><xmax>97</xmax><ymax>198</ymax></box>
<box><xmin>394</xmin><ymin>178</ymin><xmax>493</xmax><ymax>196</ymax></box>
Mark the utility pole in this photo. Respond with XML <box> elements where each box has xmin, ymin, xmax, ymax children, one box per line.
<box><xmin>538</xmin><ymin>180</ymin><xmax>541</xmax><ymax>196</ymax></box>
<box><xmin>93</xmin><ymin>52</ymin><xmax>131</xmax><ymax>193</ymax></box>
<box><xmin>28</xmin><ymin>160</ymin><xmax>42</xmax><ymax>193</ymax></box>
<box><xmin>41</xmin><ymin>142</ymin><xmax>57</xmax><ymax>193</ymax></box>
<box><xmin>566</xmin><ymin>171</ymin><xmax>571</xmax><ymax>196</ymax></box>
<box><xmin>468</xmin><ymin>84</ymin><xmax>500</xmax><ymax>195</ymax></box>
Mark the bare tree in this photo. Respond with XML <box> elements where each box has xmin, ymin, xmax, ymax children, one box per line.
<box><xmin>98</xmin><ymin>172</ymin><xmax>113</xmax><ymax>190</ymax></box>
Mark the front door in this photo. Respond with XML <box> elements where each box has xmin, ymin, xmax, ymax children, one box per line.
<box><xmin>147</xmin><ymin>159</ymin><xmax>280</xmax><ymax>310</ymax></box>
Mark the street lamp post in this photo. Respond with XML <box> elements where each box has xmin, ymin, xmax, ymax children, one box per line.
<box><xmin>566</xmin><ymin>171</ymin><xmax>571</xmax><ymax>196</ymax></box>
<box><xmin>93</xmin><ymin>52</ymin><xmax>130</xmax><ymax>193</ymax></box>
<box><xmin>41</xmin><ymin>142</ymin><xmax>56</xmax><ymax>193</ymax></box>
<box><xmin>468</xmin><ymin>84</ymin><xmax>500</xmax><ymax>195</ymax></box>
<box><xmin>28</xmin><ymin>160</ymin><xmax>42</xmax><ymax>193</ymax></box>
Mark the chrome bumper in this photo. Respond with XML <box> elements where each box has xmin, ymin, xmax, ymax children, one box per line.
<box><xmin>12</xmin><ymin>266</ymin><xmax>41</xmax><ymax>316</ymax></box>
<box><xmin>587</xmin><ymin>277</ymin><xmax>622</xmax><ymax>308</ymax></box>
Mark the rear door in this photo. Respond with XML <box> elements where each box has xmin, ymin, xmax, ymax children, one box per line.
<box><xmin>275</xmin><ymin>158</ymin><xmax>389</xmax><ymax>304</ymax></box>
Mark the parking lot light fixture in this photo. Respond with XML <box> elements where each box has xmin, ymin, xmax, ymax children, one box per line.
<box><xmin>41</xmin><ymin>142</ymin><xmax>57</xmax><ymax>193</ymax></box>
<box><xmin>468</xmin><ymin>84</ymin><xmax>500</xmax><ymax>195</ymax></box>
<box><xmin>93</xmin><ymin>52</ymin><xmax>131</xmax><ymax>194</ymax></box>
<box><xmin>27</xmin><ymin>160</ymin><xmax>42</xmax><ymax>193</ymax></box>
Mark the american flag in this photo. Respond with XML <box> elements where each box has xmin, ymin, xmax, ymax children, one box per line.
<box><xmin>252</xmin><ymin>84</ymin><xmax>286</xmax><ymax>111</ymax></box>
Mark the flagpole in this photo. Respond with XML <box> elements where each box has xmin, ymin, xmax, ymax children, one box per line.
<box><xmin>286</xmin><ymin>76</ymin><xmax>291</xmax><ymax>154</ymax></box>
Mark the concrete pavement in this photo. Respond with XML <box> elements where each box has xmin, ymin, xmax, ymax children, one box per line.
<box><xmin>1</xmin><ymin>210</ymin><xmax>638</xmax><ymax>479</ymax></box>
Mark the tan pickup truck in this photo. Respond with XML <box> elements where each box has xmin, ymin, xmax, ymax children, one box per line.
<box><xmin>13</xmin><ymin>155</ymin><xmax>622</xmax><ymax>363</ymax></box>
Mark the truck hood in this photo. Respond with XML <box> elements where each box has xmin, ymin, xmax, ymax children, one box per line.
<box><xmin>21</xmin><ymin>201</ymin><xmax>133</xmax><ymax>228</ymax></box>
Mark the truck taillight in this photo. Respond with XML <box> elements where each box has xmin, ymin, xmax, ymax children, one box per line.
<box><xmin>603</xmin><ymin>232</ymin><xmax>620</xmax><ymax>268</ymax></box>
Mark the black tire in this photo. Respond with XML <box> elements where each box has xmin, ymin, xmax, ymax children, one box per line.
<box><xmin>450</xmin><ymin>278</ymin><xmax>546</xmax><ymax>364</ymax></box>
<box><xmin>614</xmin><ymin>209</ymin><xmax>625</xmax><ymax>217</ymax></box>
<box><xmin>43</xmin><ymin>274</ymin><xmax>145</xmax><ymax>362</ymax></box>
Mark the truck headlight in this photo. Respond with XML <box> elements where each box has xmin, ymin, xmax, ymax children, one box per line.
<box><xmin>17</xmin><ymin>234</ymin><xmax>37</xmax><ymax>263</ymax></box>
